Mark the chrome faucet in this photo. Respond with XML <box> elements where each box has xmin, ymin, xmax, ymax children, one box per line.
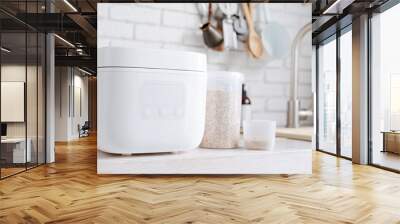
<box><xmin>288</xmin><ymin>22</ymin><xmax>312</xmax><ymax>128</ymax></box>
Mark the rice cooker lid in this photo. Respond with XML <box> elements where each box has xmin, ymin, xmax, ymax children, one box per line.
<box><xmin>98</xmin><ymin>47</ymin><xmax>207</xmax><ymax>72</ymax></box>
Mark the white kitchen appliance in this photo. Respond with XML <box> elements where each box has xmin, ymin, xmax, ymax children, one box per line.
<box><xmin>97</xmin><ymin>47</ymin><xmax>207</xmax><ymax>154</ymax></box>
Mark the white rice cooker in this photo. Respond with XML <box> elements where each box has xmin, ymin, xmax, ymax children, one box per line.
<box><xmin>97</xmin><ymin>47</ymin><xmax>207</xmax><ymax>154</ymax></box>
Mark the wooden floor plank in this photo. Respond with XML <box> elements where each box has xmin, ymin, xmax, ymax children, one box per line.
<box><xmin>1</xmin><ymin>135</ymin><xmax>400</xmax><ymax>223</ymax></box>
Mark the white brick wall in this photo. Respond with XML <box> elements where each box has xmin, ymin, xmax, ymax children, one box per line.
<box><xmin>162</xmin><ymin>11</ymin><xmax>201</xmax><ymax>28</ymax></box>
<box><xmin>109</xmin><ymin>4</ymin><xmax>161</xmax><ymax>24</ymax></box>
<box><xmin>97</xmin><ymin>3</ymin><xmax>313</xmax><ymax>127</ymax></box>
<box><xmin>97</xmin><ymin>20</ymin><xmax>134</xmax><ymax>39</ymax></box>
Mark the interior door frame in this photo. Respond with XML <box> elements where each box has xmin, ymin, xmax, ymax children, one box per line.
<box><xmin>0</xmin><ymin>3</ymin><xmax>48</xmax><ymax>180</ymax></box>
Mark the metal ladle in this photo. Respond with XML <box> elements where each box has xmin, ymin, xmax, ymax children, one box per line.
<box><xmin>200</xmin><ymin>3</ymin><xmax>224</xmax><ymax>49</ymax></box>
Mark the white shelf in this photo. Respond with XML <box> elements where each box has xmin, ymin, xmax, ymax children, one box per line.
<box><xmin>97</xmin><ymin>138</ymin><xmax>312</xmax><ymax>174</ymax></box>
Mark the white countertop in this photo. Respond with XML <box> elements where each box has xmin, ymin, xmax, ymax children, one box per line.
<box><xmin>98</xmin><ymin>138</ymin><xmax>312</xmax><ymax>175</ymax></box>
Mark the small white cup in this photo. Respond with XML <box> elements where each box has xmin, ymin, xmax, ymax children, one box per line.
<box><xmin>243</xmin><ymin>120</ymin><xmax>276</xmax><ymax>150</ymax></box>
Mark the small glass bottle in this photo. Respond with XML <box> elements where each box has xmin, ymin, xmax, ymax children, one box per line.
<box><xmin>241</xmin><ymin>84</ymin><xmax>252</xmax><ymax>130</ymax></box>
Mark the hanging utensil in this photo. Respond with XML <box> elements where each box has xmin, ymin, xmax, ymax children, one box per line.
<box><xmin>241</xmin><ymin>3</ymin><xmax>264</xmax><ymax>58</ymax></box>
<box><xmin>233</xmin><ymin>7</ymin><xmax>248</xmax><ymax>42</ymax></box>
<box><xmin>200</xmin><ymin>3</ymin><xmax>224</xmax><ymax>49</ymax></box>
<box><xmin>218</xmin><ymin>3</ymin><xmax>238</xmax><ymax>49</ymax></box>
<box><xmin>196</xmin><ymin>3</ymin><xmax>208</xmax><ymax>24</ymax></box>
<box><xmin>197</xmin><ymin>3</ymin><xmax>217</xmax><ymax>24</ymax></box>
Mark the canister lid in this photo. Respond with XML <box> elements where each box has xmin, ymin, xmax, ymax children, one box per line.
<box><xmin>207</xmin><ymin>70</ymin><xmax>244</xmax><ymax>91</ymax></box>
<box><xmin>208</xmin><ymin>70</ymin><xmax>244</xmax><ymax>82</ymax></box>
<box><xmin>98</xmin><ymin>47</ymin><xmax>207</xmax><ymax>72</ymax></box>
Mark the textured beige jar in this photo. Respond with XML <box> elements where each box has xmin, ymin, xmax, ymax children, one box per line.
<box><xmin>200</xmin><ymin>71</ymin><xmax>243</xmax><ymax>149</ymax></box>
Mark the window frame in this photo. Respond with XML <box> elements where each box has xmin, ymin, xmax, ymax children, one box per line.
<box><xmin>315</xmin><ymin>24</ymin><xmax>353</xmax><ymax>160</ymax></box>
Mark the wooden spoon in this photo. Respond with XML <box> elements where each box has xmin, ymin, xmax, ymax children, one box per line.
<box><xmin>241</xmin><ymin>3</ymin><xmax>264</xmax><ymax>58</ymax></box>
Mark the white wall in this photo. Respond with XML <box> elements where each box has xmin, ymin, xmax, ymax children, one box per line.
<box><xmin>1</xmin><ymin>64</ymin><xmax>46</xmax><ymax>164</ymax></box>
<box><xmin>55</xmin><ymin>67</ymin><xmax>69</xmax><ymax>141</ymax></box>
<box><xmin>71</xmin><ymin>74</ymin><xmax>89</xmax><ymax>138</ymax></box>
<box><xmin>97</xmin><ymin>3</ymin><xmax>312</xmax><ymax>127</ymax></box>
<box><xmin>1</xmin><ymin>65</ymin><xmax>38</xmax><ymax>138</ymax></box>
<box><xmin>55</xmin><ymin>67</ymin><xmax>89</xmax><ymax>141</ymax></box>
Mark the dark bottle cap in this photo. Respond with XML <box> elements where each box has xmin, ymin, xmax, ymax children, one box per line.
<box><xmin>242</xmin><ymin>84</ymin><xmax>251</xmax><ymax>105</ymax></box>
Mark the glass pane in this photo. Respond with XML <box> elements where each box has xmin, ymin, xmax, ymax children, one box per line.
<box><xmin>318</xmin><ymin>38</ymin><xmax>337</xmax><ymax>154</ymax></box>
<box><xmin>1</xmin><ymin>31</ymin><xmax>27</xmax><ymax>177</ymax></box>
<box><xmin>0</xmin><ymin>1</ymin><xmax>46</xmax><ymax>178</ymax></box>
<box><xmin>26</xmin><ymin>0</ymin><xmax>39</xmax><ymax>169</ymax></box>
<box><xmin>27</xmin><ymin>31</ymin><xmax>38</xmax><ymax>169</ymax></box>
<box><xmin>340</xmin><ymin>30</ymin><xmax>352</xmax><ymax>158</ymax></box>
<box><xmin>371</xmin><ymin>4</ymin><xmax>400</xmax><ymax>171</ymax></box>
<box><xmin>38</xmin><ymin>32</ymin><xmax>45</xmax><ymax>165</ymax></box>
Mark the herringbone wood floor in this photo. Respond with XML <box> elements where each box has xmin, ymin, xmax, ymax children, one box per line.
<box><xmin>1</xmin><ymin>135</ymin><xmax>400</xmax><ymax>224</ymax></box>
